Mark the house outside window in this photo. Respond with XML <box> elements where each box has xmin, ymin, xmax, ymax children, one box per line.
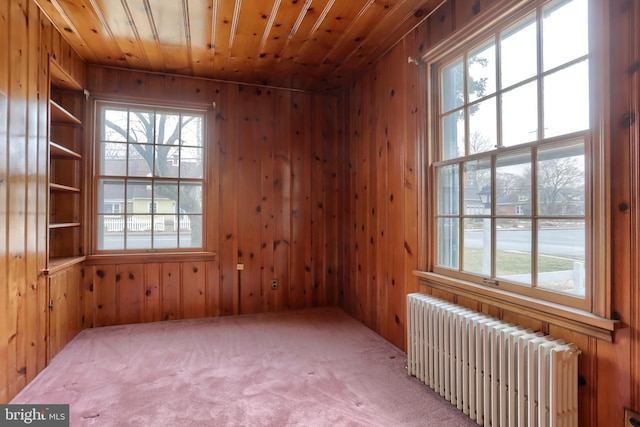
<box><xmin>95</xmin><ymin>101</ymin><xmax>205</xmax><ymax>251</ymax></box>
<box><xmin>428</xmin><ymin>0</ymin><xmax>608</xmax><ymax>313</ymax></box>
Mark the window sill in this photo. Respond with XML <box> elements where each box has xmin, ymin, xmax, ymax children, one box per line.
<box><xmin>86</xmin><ymin>251</ymin><xmax>216</xmax><ymax>265</ymax></box>
<box><xmin>413</xmin><ymin>270</ymin><xmax>619</xmax><ymax>342</ymax></box>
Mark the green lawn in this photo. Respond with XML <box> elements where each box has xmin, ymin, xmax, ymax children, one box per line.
<box><xmin>463</xmin><ymin>248</ymin><xmax>576</xmax><ymax>275</ymax></box>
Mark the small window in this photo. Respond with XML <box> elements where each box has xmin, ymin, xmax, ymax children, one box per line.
<box><xmin>94</xmin><ymin>101</ymin><xmax>206</xmax><ymax>252</ymax></box>
<box><xmin>430</xmin><ymin>0</ymin><xmax>600</xmax><ymax>311</ymax></box>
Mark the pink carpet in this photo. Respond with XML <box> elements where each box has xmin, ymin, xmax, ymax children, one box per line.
<box><xmin>12</xmin><ymin>307</ymin><xmax>475</xmax><ymax>426</ymax></box>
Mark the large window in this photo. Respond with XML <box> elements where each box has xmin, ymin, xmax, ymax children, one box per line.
<box><xmin>95</xmin><ymin>101</ymin><xmax>205</xmax><ymax>252</ymax></box>
<box><xmin>431</xmin><ymin>0</ymin><xmax>602</xmax><ymax>311</ymax></box>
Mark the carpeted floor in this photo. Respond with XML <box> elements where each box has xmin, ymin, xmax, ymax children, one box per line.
<box><xmin>11</xmin><ymin>307</ymin><xmax>476</xmax><ymax>426</ymax></box>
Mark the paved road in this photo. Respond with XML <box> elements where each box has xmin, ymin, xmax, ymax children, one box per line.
<box><xmin>464</xmin><ymin>227</ymin><xmax>584</xmax><ymax>258</ymax></box>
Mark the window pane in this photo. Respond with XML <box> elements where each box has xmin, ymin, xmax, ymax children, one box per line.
<box><xmin>496</xmin><ymin>219</ymin><xmax>532</xmax><ymax>285</ymax></box>
<box><xmin>496</xmin><ymin>151</ymin><xmax>531</xmax><ymax>216</ymax></box>
<box><xmin>542</xmin><ymin>0</ymin><xmax>588</xmax><ymax>71</ymax></box>
<box><xmin>102</xmin><ymin>109</ymin><xmax>127</xmax><ymax>142</ymax></box>
<box><xmin>155</xmin><ymin>145</ymin><xmax>180</xmax><ymax>178</ymax></box>
<box><xmin>537</xmin><ymin>140</ymin><xmax>585</xmax><ymax>216</ymax></box>
<box><xmin>128</xmin><ymin>144</ymin><xmax>153</xmax><ymax>177</ymax></box>
<box><xmin>180</xmin><ymin>147</ymin><xmax>203</xmax><ymax>178</ymax></box>
<box><xmin>98</xmin><ymin>180</ymin><xmax>125</xmax><ymax>214</ymax></box>
<box><xmin>437</xmin><ymin>165</ymin><xmax>459</xmax><ymax>215</ymax></box>
<box><xmin>442</xmin><ymin>110</ymin><xmax>465</xmax><ymax>160</ymax></box>
<box><xmin>155</xmin><ymin>182</ymin><xmax>178</xmax><ymax>214</ymax></box>
<box><xmin>98</xmin><ymin>215</ymin><xmax>125</xmax><ymax>250</ymax></box>
<box><xmin>468</xmin><ymin>40</ymin><xmax>496</xmax><ymax>102</ymax></box>
<box><xmin>501</xmin><ymin>81</ymin><xmax>538</xmax><ymax>146</ymax></box>
<box><xmin>182</xmin><ymin>115</ymin><xmax>204</xmax><ymax>147</ymax></box>
<box><xmin>543</xmin><ymin>60</ymin><xmax>589</xmax><ymax>138</ymax></box>
<box><xmin>437</xmin><ymin>218</ymin><xmax>459</xmax><ymax>269</ymax></box>
<box><xmin>180</xmin><ymin>183</ymin><xmax>203</xmax><ymax>214</ymax></box>
<box><xmin>179</xmin><ymin>215</ymin><xmax>201</xmax><ymax>248</ymax></box>
<box><xmin>127</xmin><ymin>180</ymin><xmax>151</xmax><ymax>216</ymax></box>
<box><xmin>129</xmin><ymin>110</ymin><xmax>154</xmax><ymax>143</ymax></box>
<box><xmin>463</xmin><ymin>158</ymin><xmax>491</xmax><ymax>216</ymax></box>
<box><xmin>463</xmin><ymin>218</ymin><xmax>491</xmax><ymax>276</ymax></box>
<box><xmin>468</xmin><ymin>97</ymin><xmax>497</xmax><ymax>154</ymax></box>
<box><xmin>441</xmin><ymin>57</ymin><xmax>464</xmax><ymax>113</ymax></box>
<box><xmin>125</xmin><ymin>215</ymin><xmax>152</xmax><ymax>249</ymax></box>
<box><xmin>500</xmin><ymin>14</ymin><xmax>537</xmax><ymax>89</ymax></box>
<box><xmin>155</xmin><ymin>227</ymin><xmax>178</xmax><ymax>249</ymax></box>
<box><xmin>537</xmin><ymin>219</ymin><xmax>585</xmax><ymax>296</ymax></box>
<box><xmin>156</xmin><ymin>113</ymin><xmax>181</xmax><ymax>145</ymax></box>
<box><xmin>100</xmin><ymin>142</ymin><xmax>127</xmax><ymax>175</ymax></box>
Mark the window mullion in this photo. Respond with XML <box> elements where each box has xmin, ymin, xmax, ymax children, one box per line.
<box><xmin>536</xmin><ymin>7</ymin><xmax>545</xmax><ymax>140</ymax></box>
<box><xmin>495</xmin><ymin>33</ymin><xmax>503</xmax><ymax>149</ymax></box>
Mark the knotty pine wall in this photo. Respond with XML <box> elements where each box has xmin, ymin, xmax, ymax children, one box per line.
<box><xmin>1</xmin><ymin>0</ymin><xmax>346</xmax><ymax>402</ymax></box>
<box><xmin>340</xmin><ymin>0</ymin><xmax>640</xmax><ymax>426</ymax></box>
<box><xmin>84</xmin><ymin>65</ymin><xmax>344</xmax><ymax>325</ymax></box>
<box><xmin>0</xmin><ymin>0</ymin><xmax>87</xmax><ymax>402</ymax></box>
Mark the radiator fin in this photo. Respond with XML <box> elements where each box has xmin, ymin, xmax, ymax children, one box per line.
<box><xmin>407</xmin><ymin>293</ymin><xmax>580</xmax><ymax>427</ymax></box>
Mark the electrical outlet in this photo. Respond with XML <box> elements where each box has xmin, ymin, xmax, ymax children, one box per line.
<box><xmin>625</xmin><ymin>408</ymin><xmax>640</xmax><ymax>427</ymax></box>
<box><xmin>271</xmin><ymin>279</ymin><xmax>278</xmax><ymax>290</ymax></box>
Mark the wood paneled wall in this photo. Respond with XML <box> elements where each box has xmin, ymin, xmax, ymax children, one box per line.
<box><xmin>0</xmin><ymin>0</ymin><xmax>86</xmax><ymax>403</ymax></box>
<box><xmin>1</xmin><ymin>0</ymin><xmax>345</xmax><ymax>403</ymax></box>
<box><xmin>340</xmin><ymin>0</ymin><xmax>640</xmax><ymax>426</ymax></box>
<box><xmin>83</xmin><ymin>65</ymin><xmax>344</xmax><ymax>326</ymax></box>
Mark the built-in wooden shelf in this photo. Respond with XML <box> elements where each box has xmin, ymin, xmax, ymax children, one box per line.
<box><xmin>49</xmin><ymin>183</ymin><xmax>80</xmax><ymax>193</ymax></box>
<box><xmin>50</xmin><ymin>99</ymin><xmax>82</xmax><ymax>125</ymax></box>
<box><xmin>50</xmin><ymin>60</ymin><xmax>82</xmax><ymax>91</ymax></box>
<box><xmin>48</xmin><ymin>59</ymin><xmax>85</xmax><ymax>271</ymax></box>
<box><xmin>50</xmin><ymin>141</ymin><xmax>81</xmax><ymax>159</ymax></box>
<box><xmin>45</xmin><ymin>255</ymin><xmax>86</xmax><ymax>275</ymax></box>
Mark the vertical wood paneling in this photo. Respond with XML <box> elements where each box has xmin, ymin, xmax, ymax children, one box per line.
<box><xmin>218</xmin><ymin>83</ymin><xmax>240</xmax><ymax>316</ymax></box>
<box><xmin>310</xmin><ymin>93</ymin><xmax>326</xmax><ymax>308</ymax></box>
<box><xmin>143</xmin><ymin>263</ymin><xmax>162</xmax><ymax>322</ymax></box>
<box><xmin>94</xmin><ymin>265</ymin><xmax>117</xmax><ymax>327</ymax></box>
<box><xmin>386</xmin><ymin>42</ymin><xmax>407</xmax><ymax>348</ymax></box>
<box><xmin>0</xmin><ymin>0</ymin><xmax>8</xmax><ymax>404</ymax></box>
<box><xmin>289</xmin><ymin>91</ymin><xmax>312</xmax><ymax>310</ymax></box>
<box><xmin>117</xmin><ymin>264</ymin><xmax>144</xmax><ymax>325</ymax></box>
<box><xmin>182</xmin><ymin>261</ymin><xmax>206</xmax><ymax>319</ymax></box>
<box><xmin>259</xmin><ymin>89</ymin><xmax>276</xmax><ymax>313</ymax></box>
<box><xmin>161</xmin><ymin>262</ymin><xmax>181</xmax><ymax>321</ymax></box>
<box><xmin>403</xmin><ymin>32</ymin><xmax>422</xmax><ymax>300</ymax></box>
<box><xmin>323</xmin><ymin>97</ymin><xmax>339</xmax><ymax>307</ymax></box>
<box><xmin>630</xmin><ymin>0</ymin><xmax>640</xmax><ymax>413</ymax></box>
<box><xmin>8</xmin><ymin>0</ymin><xmax>29</xmax><ymax>395</ymax></box>
<box><xmin>273</xmin><ymin>90</ymin><xmax>292</xmax><ymax>311</ymax></box>
<box><xmin>236</xmin><ymin>85</ymin><xmax>264</xmax><ymax>315</ymax></box>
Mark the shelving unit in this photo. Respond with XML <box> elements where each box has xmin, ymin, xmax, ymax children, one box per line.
<box><xmin>47</xmin><ymin>59</ymin><xmax>87</xmax><ymax>274</ymax></box>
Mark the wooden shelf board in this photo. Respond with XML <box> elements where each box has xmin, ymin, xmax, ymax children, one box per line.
<box><xmin>45</xmin><ymin>255</ymin><xmax>86</xmax><ymax>275</ymax></box>
<box><xmin>50</xmin><ymin>99</ymin><xmax>82</xmax><ymax>125</ymax></box>
<box><xmin>49</xmin><ymin>222</ymin><xmax>81</xmax><ymax>229</ymax></box>
<box><xmin>49</xmin><ymin>183</ymin><xmax>80</xmax><ymax>193</ymax></box>
<box><xmin>50</xmin><ymin>60</ymin><xmax>82</xmax><ymax>91</ymax></box>
<box><xmin>50</xmin><ymin>141</ymin><xmax>81</xmax><ymax>159</ymax></box>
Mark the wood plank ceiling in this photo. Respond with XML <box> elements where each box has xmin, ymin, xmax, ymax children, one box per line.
<box><xmin>34</xmin><ymin>0</ymin><xmax>442</xmax><ymax>92</ymax></box>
